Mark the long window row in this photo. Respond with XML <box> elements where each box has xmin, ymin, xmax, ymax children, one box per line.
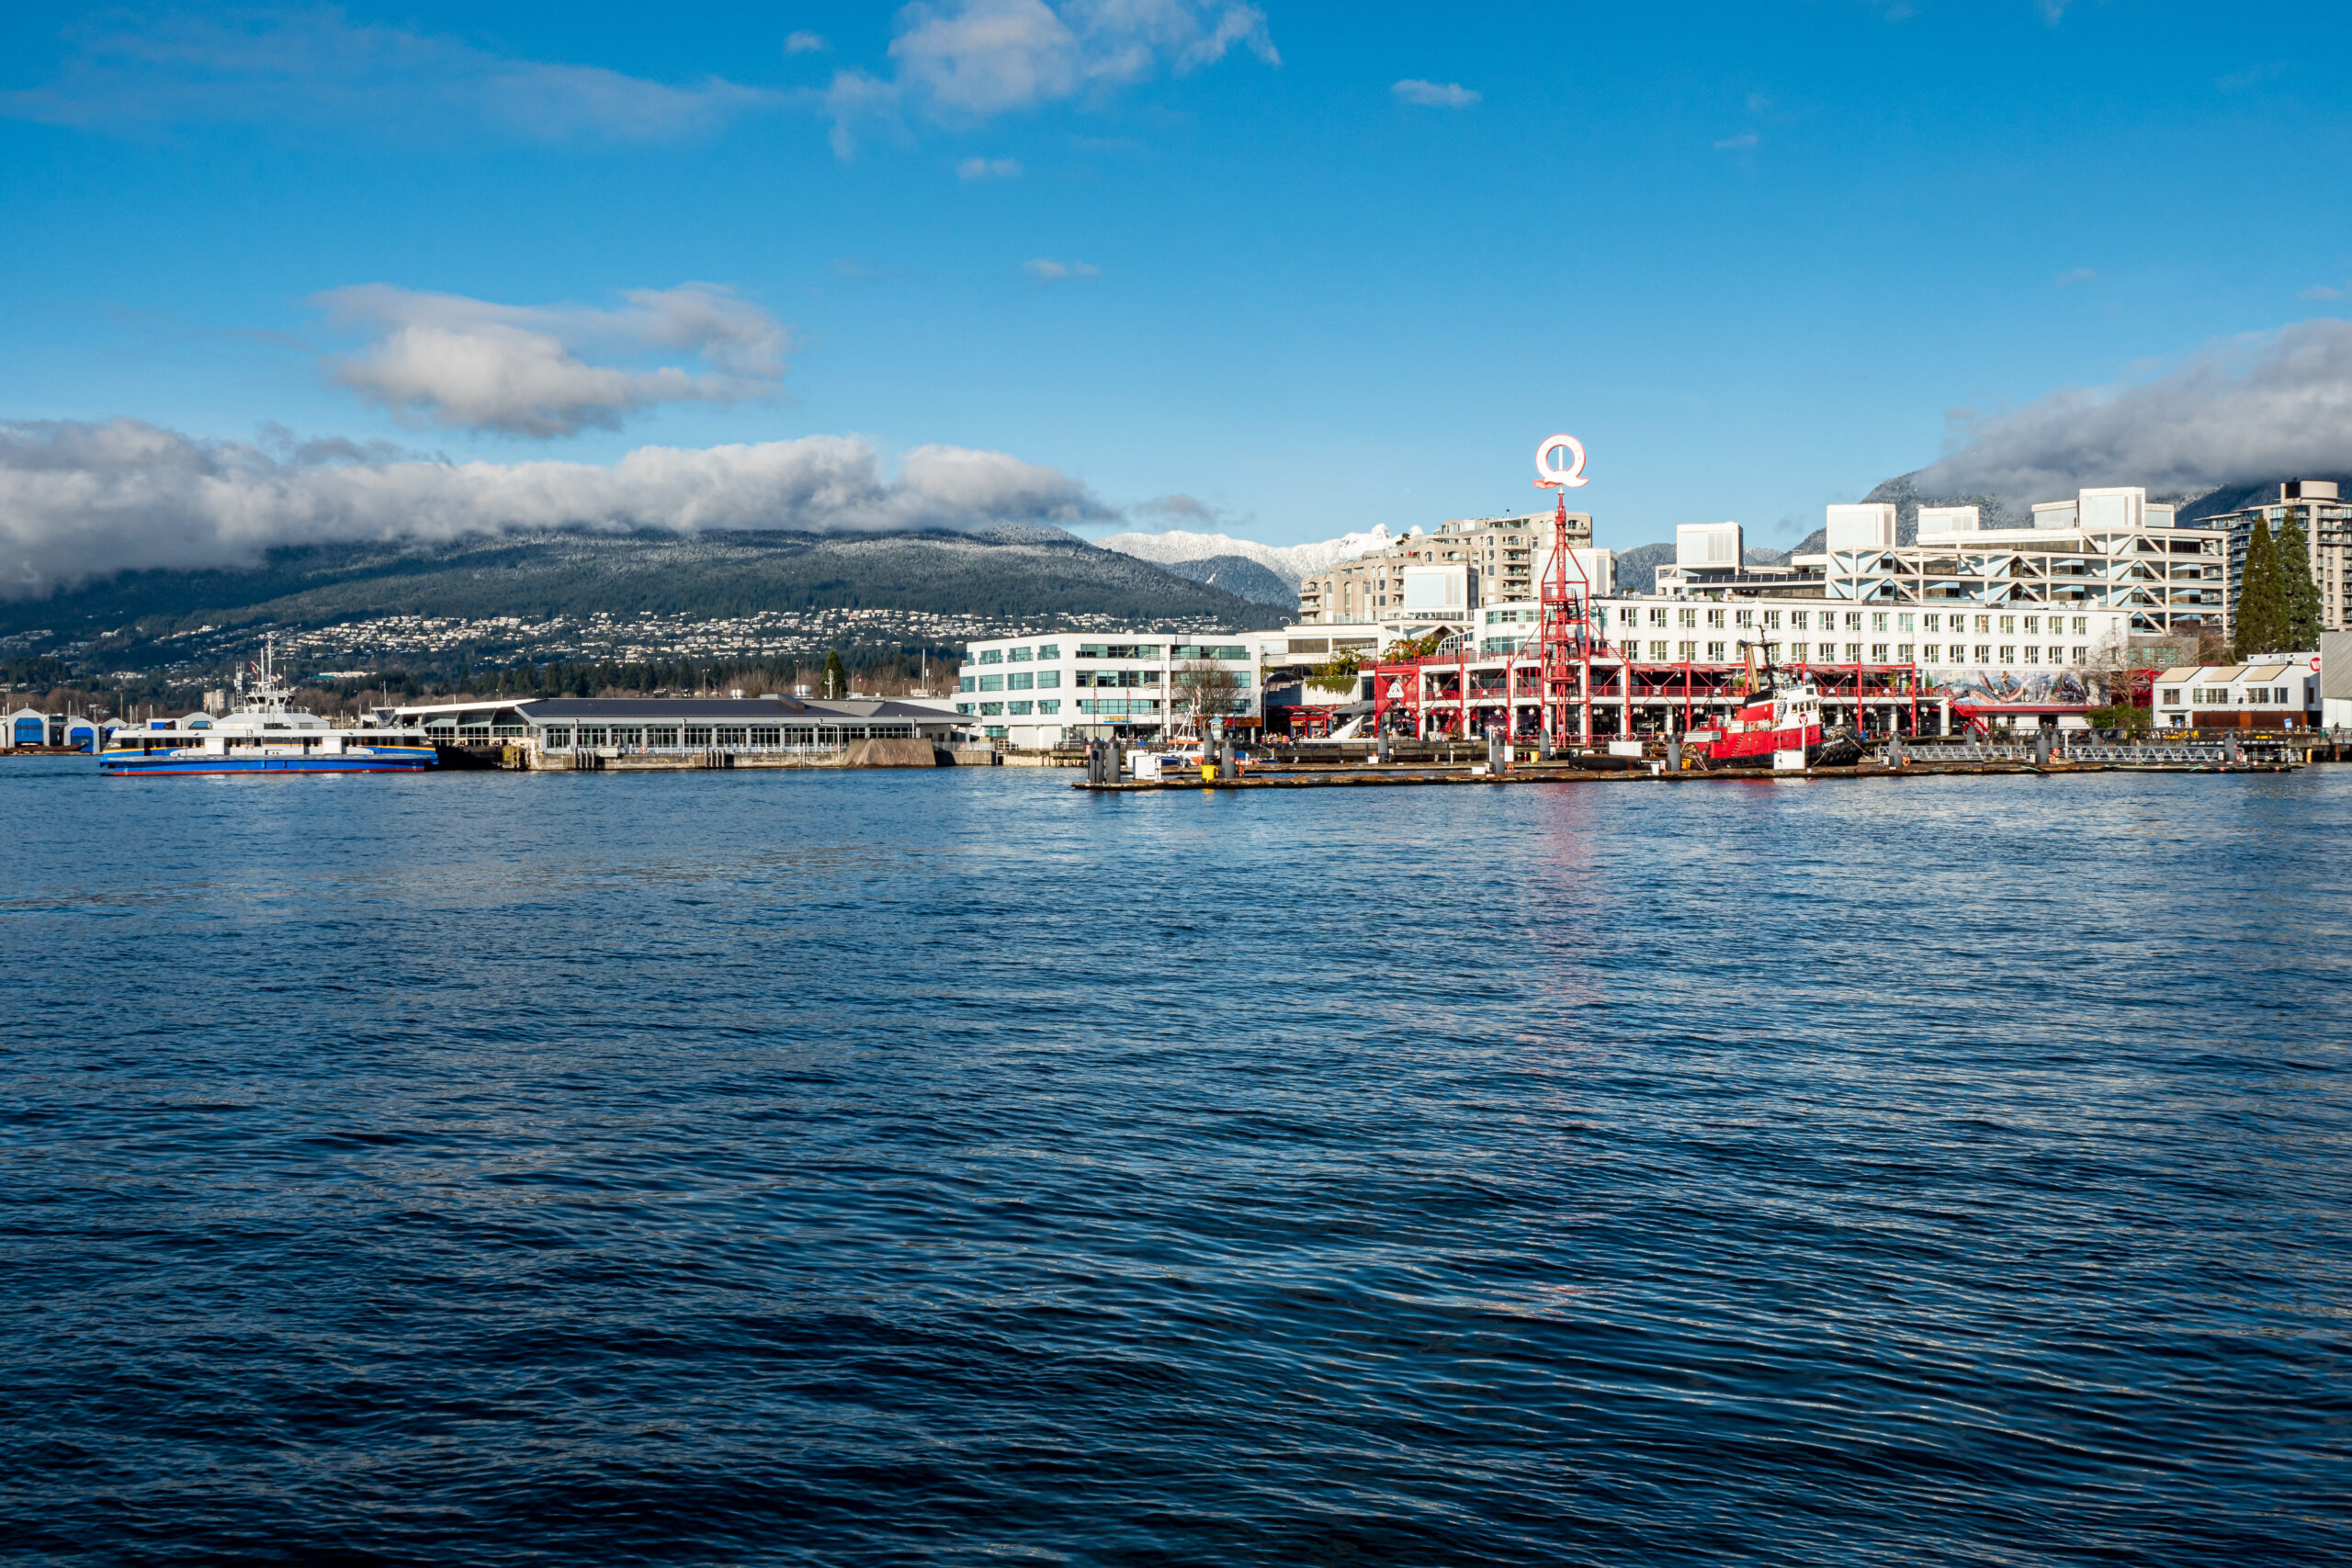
<box><xmin>1609</xmin><ymin>607</ymin><xmax>2097</xmax><ymax>636</ymax></box>
<box><xmin>540</xmin><ymin>725</ymin><xmax>910</xmax><ymax>749</ymax></box>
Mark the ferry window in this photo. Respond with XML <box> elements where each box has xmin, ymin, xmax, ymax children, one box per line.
<box><xmin>1038</xmin><ymin>644</ymin><xmax>1059</xmax><ymax>659</ymax></box>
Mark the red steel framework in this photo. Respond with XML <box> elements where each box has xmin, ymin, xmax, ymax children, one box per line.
<box><xmin>1536</xmin><ymin>486</ymin><xmax>1596</xmax><ymax>751</ymax></box>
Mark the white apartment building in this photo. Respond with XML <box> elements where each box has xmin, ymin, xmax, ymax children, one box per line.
<box><xmin>2205</xmin><ymin>479</ymin><xmax>2352</xmax><ymax>634</ymax></box>
<box><xmin>956</xmin><ymin>633</ymin><xmax>1269</xmax><ymax>748</ymax></box>
<box><xmin>1297</xmin><ymin>511</ymin><xmax>1594</xmax><ymax>626</ymax></box>
<box><xmin>1657</xmin><ymin>491</ymin><xmax>2228</xmax><ymax>640</ymax></box>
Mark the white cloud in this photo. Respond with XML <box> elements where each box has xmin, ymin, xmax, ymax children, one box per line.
<box><xmin>1391</xmin><ymin>79</ymin><xmax>1478</xmax><ymax>108</ymax></box>
<box><xmin>2056</xmin><ymin>267</ymin><xmax>2097</xmax><ymax>286</ymax></box>
<box><xmin>1023</xmin><ymin>258</ymin><xmax>1101</xmax><ymax>281</ymax></box>
<box><xmin>826</xmin><ymin>0</ymin><xmax>1276</xmax><ymax>154</ymax></box>
<box><xmin>957</xmin><ymin>155</ymin><xmax>1023</xmax><ymax>178</ymax></box>
<box><xmin>2300</xmin><ymin>284</ymin><xmax>2345</xmax><ymax>301</ymax></box>
<box><xmin>786</xmin><ymin>30</ymin><xmax>830</xmax><ymax>53</ymax></box>
<box><xmin>1911</xmin><ymin>317</ymin><xmax>2352</xmax><ymax>504</ymax></box>
<box><xmin>312</xmin><ymin>284</ymin><xmax>790</xmax><ymax>439</ymax></box>
<box><xmin>0</xmin><ymin>7</ymin><xmax>777</xmax><ymax>142</ymax></box>
<box><xmin>1713</xmin><ymin>130</ymin><xmax>1758</xmax><ymax>151</ymax></box>
<box><xmin>0</xmin><ymin>420</ymin><xmax>1116</xmax><ymax>598</ymax></box>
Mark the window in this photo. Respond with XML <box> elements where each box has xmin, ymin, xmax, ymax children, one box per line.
<box><xmin>1679</xmin><ymin>608</ymin><xmax>1697</xmax><ymax>628</ymax></box>
<box><xmin>1999</xmin><ymin>615</ymin><xmax>2015</xmax><ymax>634</ymax></box>
<box><xmin>717</xmin><ymin>728</ymin><xmax>747</xmax><ymax>746</ymax></box>
<box><xmin>2023</xmin><ymin>615</ymin><xmax>2040</xmax><ymax>633</ymax></box>
<box><xmin>1036</xmin><ymin>699</ymin><xmax>1059</xmax><ymax>715</ymax></box>
<box><xmin>1924</xmin><ymin>613</ymin><xmax>1940</xmax><ymax>631</ymax></box>
<box><xmin>649</xmin><ymin>728</ymin><xmax>679</xmax><ymax>747</ymax></box>
<box><xmin>1791</xmin><ymin>611</ymin><xmax>1810</xmax><ymax>630</ymax></box>
<box><xmin>1997</xmin><ymin>646</ymin><xmax>2014</xmax><ymax>663</ymax></box>
<box><xmin>2159</xmin><ymin>689</ymin><xmax>2180</xmax><ymax>705</ymax></box>
<box><xmin>545</xmin><ymin>727</ymin><xmax>572</xmax><ymax>748</ymax></box>
<box><xmin>1898</xmin><ymin>614</ymin><xmax>1915</xmax><ymax>632</ymax></box>
<box><xmin>1649</xmin><ymin>607</ymin><xmax>1668</xmax><ymax>626</ymax></box>
<box><xmin>958</xmin><ymin>676</ymin><xmax>975</xmax><ymax>692</ymax></box>
<box><xmin>1735</xmin><ymin>609</ymin><xmax>1753</xmax><ymax>627</ymax></box>
<box><xmin>1871</xmin><ymin>613</ymin><xmax>1888</xmax><ymax>632</ymax></box>
<box><xmin>684</xmin><ymin>726</ymin><xmax>712</xmax><ymax>745</ymax></box>
<box><xmin>2072</xmin><ymin>616</ymin><xmax>2087</xmax><ymax>635</ymax></box>
<box><xmin>1845</xmin><ymin>643</ymin><xmax>1862</xmax><ymax>662</ymax></box>
<box><xmin>1789</xmin><ymin>643</ymin><xmax>1807</xmax><ymax>661</ymax></box>
<box><xmin>1008</xmin><ymin>647</ymin><xmax>1032</xmax><ymax>661</ymax></box>
<box><xmin>1677</xmin><ymin>640</ymin><xmax>1697</xmax><ymax>660</ymax></box>
<box><xmin>1035</xmin><ymin>670</ymin><xmax>1060</xmax><ymax>689</ymax></box>
<box><xmin>2194</xmin><ymin>686</ymin><xmax>2227</xmax><ymax>704</ymax></box>
<box><xmin>751</xmin><ymin>727</ymin><xmax>780</xmax><ymax>745</ymax></box>
<box><xmin>1076</xmin><ymin>643</ymin><xmax>1161</xmax><ymax>660</ymax></box>
<box><xmin>2024</xmin><ymin>646</ymin><xmax>2039</xmax><ymax>664</ymax></box>
<box><xmin>2073</xmin><ymin>647</ymin><xmax>2087</xmax><ymax>664</ymax></box>
<box><xmin>1008</xmin><ymin>671</ymin><xmax>1034</xmax><ymax>690</ymax></box>
<box><xmin>978</xmin><ymin>649</ymin><xmax>1003</xmax><ymax>664</ymax></box>
<box><xmin>979</xmin><ymin>702</ymin><xmax>1003</xmax><ymax>716</ymax></box>
<box><xmin>1976</xmin><ymin>615</ymin><xmax>1991</xmax><ymax>634</ymax></box>
<box><xmin>1037</xmin><ymin>643</ymin><xmax>1059</xmax><ymax>660</ymax></box>
<box><xmin>1763</xmin><ymin>610</ymin><xmax>1781</xmax><ymax>629</ymax></box>
<box><xmin>1706</xmin><ymin>609</ymin><xmax>1725</xmax><ymax>628</ymax></box>
<box><xmin>1649</xmin><ymin>640</ymin><xmax>1668</xmax><ymax>660</ymax></box>
<box><xmin>978</xmin><ymin>674</ymin><xmax>1004</xmax><ymax>692</ymax></box>
<box><xmin>956</xmin><ymin>703</ymin><xmax>973</xmax><ymax>715</ymax></box>
<box><xmin>1007</xmin><ymin>701</ymin><xmax>1033</xmax><ymax>715</ymax></box>
<box><xmin>1871</xmin><ymin>644</ymin><xmax>1887</xmax><ymax>662</ymax></box>
<box><xmin>1706</xmin><ymin>641</ymin><xmax>1726</xmax><ymax>660</ymax></box>
<box><xmin>1920</xmin><ymin>645</ymin><xmax>1937</xmax><ymax>663</ymax></box>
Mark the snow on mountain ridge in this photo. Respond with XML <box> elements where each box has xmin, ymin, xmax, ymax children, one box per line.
<box><xmin>1095</xmin><ymin>525</ymin><xmax>1398</xmax><ymax>581</ymax></box>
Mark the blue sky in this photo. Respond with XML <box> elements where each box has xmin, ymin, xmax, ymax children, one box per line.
<box><xmin>4</xmin><ymin>0</ymin><xmax>2350</xmax><ymax>576</ymax></box>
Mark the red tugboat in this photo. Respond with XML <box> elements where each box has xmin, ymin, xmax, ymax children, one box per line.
<box><xmin>1683</xmin><ymin>647</ymin><xmax>1864</xmax><ymax>768</ymax></box>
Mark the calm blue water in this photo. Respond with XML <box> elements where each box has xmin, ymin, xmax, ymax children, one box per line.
<box><xmin>2</xmin><ymin>758</ymin><xmax>2347</xmax><ymax>1565</ymax></box>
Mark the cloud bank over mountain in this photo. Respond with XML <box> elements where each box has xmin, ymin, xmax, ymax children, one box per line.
<box><xmin>1912</xmin><ymin>317</ymin><xmax>2352</xmax><ymax>504</ymax></box>
<box><xmin>0</xmin><ymin>420</ymin><xmax>1114</xmax><ymax>599</ymax></box>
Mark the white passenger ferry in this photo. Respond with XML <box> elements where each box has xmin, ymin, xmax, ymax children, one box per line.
<box><xmin>98</xmin><ymin>641</ymin><xmax>437</xmax><ymax>777</ymax></box>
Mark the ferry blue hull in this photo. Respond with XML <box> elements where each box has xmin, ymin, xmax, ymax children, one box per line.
<box><xmin>100</xmin><ymin>750</ymin><xmax>438</xmax><ymax>776</ymax></box>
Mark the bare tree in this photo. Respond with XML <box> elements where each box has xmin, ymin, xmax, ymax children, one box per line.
<box><xmin>1170</xmin><ymin>658</ymin><xmax>1242</xmax><ymax>739</ymax></box>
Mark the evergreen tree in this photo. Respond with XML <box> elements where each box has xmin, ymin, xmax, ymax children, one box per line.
<box><xmin>2233</xmin><ymin>516</ymin><xmax>2290</xmax><ymax>660</ymax></box>
<box><xmin>822</xmin><ymin>648</ymin><xmax>848</xmax><ymax>700</ymax></box>
<box><xmin>2276</xmin><ymin>511</ymin><xmax>2325</xmax><ymax>650</ymax></box>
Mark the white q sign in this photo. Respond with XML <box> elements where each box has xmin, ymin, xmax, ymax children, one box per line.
<box><xmin>1535</xmin><ymin>434</ymin><xmax>1589</xmax><ymax>489</ymax></box>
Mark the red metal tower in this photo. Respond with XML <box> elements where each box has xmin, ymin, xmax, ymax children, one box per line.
<box><xmin>1533</xmin><ymin>435</ymin><xmax>1596</xmax><ymax>751</ymax></box>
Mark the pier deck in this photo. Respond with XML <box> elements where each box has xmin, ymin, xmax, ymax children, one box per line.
<box><xmin>1077</xmin><ymin>757</ymin><xmax>2298</xmax><ymax>791</ymax></box>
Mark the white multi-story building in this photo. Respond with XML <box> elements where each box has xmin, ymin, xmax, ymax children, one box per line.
<box><xmin>1296</xmin><ymin>511</ymin><xmax>1595</xmax><ymax>626</ymax></box>
<box><xmin>1657</xmin><ymin>490</ymin><xmax>2229</xmax><ymax>640</ymax></box>
<box><xmin>956</xmin><ymin>634</ymin><xmax>1270</xmax><ymax>748</ymax></box>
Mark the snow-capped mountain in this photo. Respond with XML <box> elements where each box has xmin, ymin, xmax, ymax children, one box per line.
<box><xmin>1093</xmin><ymin>525</ymin><xmax>1402</xmax><ymax>581</ymax></box>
